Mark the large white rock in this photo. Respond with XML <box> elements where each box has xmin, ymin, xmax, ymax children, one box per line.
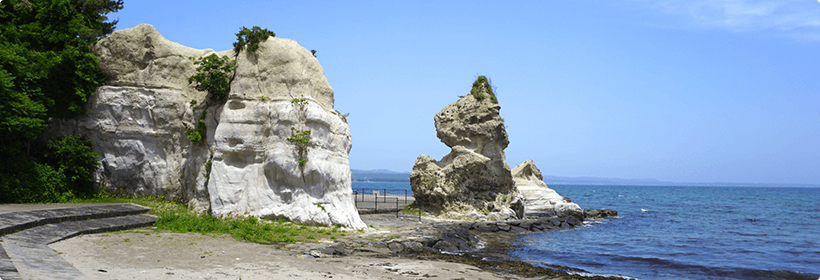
<box><xmin>47</xmin><ymin>24</ymin><xmax>365</xmax><ymax>228</ymax></box>
<box><xmin>208</xmin><ymin>99</ymin><xmax>363</xmax><ymax>228</ymax></box>
<box><xmin>512</xmin><ymin>160</ymin><xmax>583</xmax><ymax>218</ymax></box>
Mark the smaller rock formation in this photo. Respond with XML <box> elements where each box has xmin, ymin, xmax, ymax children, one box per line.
<box><xmin>512</xmin><ymin>160</ymin><xmax>583</xmax><ymax>218</ymax></box>
<box><xmin>411</xmin><ymin>76</ymin><xmax>524</xmax><ymax>220</ymax></box>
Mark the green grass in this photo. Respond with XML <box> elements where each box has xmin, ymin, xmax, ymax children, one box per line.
<box><xmin>69</xmin><ymin>195</ymin><xmax>348</xmax><ymax>244</ymax></box>
<box><xmin>401</xmin><ymin>203</ymin><xmax>426</xmax><ymax>216</ymax></box>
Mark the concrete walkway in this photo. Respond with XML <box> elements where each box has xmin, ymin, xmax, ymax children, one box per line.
<box><xmin>0</xmin><ymin>203</ymin><xmax>157</xmax><ymax>280</ymax></box>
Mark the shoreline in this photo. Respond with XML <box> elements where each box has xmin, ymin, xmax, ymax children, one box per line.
<box><xmin>47</xmin><ymin>210</ymin><xmax>623</xmax><ymax>280</ymax></box>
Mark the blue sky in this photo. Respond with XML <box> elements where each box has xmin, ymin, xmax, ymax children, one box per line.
<box><xmin>109</xmin><ymin>1</ymin><xmax>820</xmax><ymax>185</ymax></box>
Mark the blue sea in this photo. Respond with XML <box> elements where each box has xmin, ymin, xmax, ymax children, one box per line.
<box><xmin>514</xmin><ymin>185</ymin><xmax>820</xmax><ymax>280</ymax></box>
<box><xmin>353</xmin><ymin>182</ymin><xmax>820</xmax><ymax>279</ymax></box>
<box><xmin>352</xmin><ymin>181</ymin><xmax>413</xmax><ymax>195</ymax></box>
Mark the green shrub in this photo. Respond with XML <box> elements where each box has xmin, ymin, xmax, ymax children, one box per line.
<box><xmin>205</xmin><ymin>160</ymin><xmax>213</xmax><ymax>179</ymax></box>
<box><xmin>287</xmin><ymin>127</ymin><xmax>311</xmax><ymax>166</ymax></box>
<box><xmin>186</xmin><ymin>111</ymin><xmax>207</xmax><ymax>144</ymax></box>
<box><xmin>288</xmin><ymin>98</ymin><xmax>311</xmax><ymax>166</ymax></box>
<box><xmin>233</xmin><ymin>26</ymin><xmax>276</xmax><ymax>54</ymax></box>
<box><xmin>188</xmin><ymin>54</ymin><xmax>236</xmax><ymax>99</ymax></box>
<box><xmin>0</xmin><ymin>134</ymin><xmax>100</xmax><ymax>203</ymax></box>
<box><xmin>470</xmin><ymin>75</ymin><xmax>498</xmax><ymax>104</ymax></box>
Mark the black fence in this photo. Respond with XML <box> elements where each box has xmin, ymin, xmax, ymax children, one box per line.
<box><xmin>352</xmin><ymin>188</ymin><xmax>413</xmax><ymax>204</ymax></box>
<box><xmin>352</xmin><ymin>188</ymin><xmax>419</xmax><ymax>220</ymax></box>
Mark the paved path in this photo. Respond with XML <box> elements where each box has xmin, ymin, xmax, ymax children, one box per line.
<box><xmin>0</xmin><ymin>203</ymin><xmax>157</xmax><ymax>280</ymax></box>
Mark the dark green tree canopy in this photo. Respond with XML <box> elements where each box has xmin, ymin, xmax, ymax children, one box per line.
<box><xmin>233</xmin><ymin>26</ymin><xmax>275</xmax><ymax>54</ymax></box>
<box><xmin>0</xmin><ymin>0</ymin><xmax>121</xmax><ymax>203</ymax></box>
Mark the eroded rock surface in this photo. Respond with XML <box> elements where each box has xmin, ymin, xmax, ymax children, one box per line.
<box><xmin>512</xmin><ymin>160</ymin><xmax>583</xmax><ymax>218</ymax></box>
<box><xmin>47</xmin><ymin>24</ymin><xmax>364</xmax><ymax>228</ymax></box>
<box><xmin>410</xmin><ymin>77</ymin><xmax>523</xmax><ymax>220</ymax></box>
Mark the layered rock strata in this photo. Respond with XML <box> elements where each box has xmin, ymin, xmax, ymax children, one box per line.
<box><xmin>410</xmin><ymin>77</ymin><xmax>524</xmax><ymax>220</ymax></box>
<box><xmin>512</xmin><ymin>159</ymin><xmax>583</xmax><ymax>218</ymax></box>
<box><xmin>47</xmin><ymin>24</ymin><xmax>365</xmax><ymax>228</ymax></box>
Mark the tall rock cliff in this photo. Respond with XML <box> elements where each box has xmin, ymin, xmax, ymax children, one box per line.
<box><xmin>410</xmin><ymin>77</ymin><xmax>524</xmax><ymax>220</ymax></box>
<box><xmin>47</xmin><ymin>24</ymin><xmax>365</xmax><ymax>229</ymax></box>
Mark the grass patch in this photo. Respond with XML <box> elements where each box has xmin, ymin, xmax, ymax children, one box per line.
<box><xmin>401</xmin><ymin>203</ymin><xmax>427</xmax><ymax>217</ymax></box>
<box><xmin>69</xmin><ymin>196</ymin><xmax>348</xmax><ymax>244</ymax></box>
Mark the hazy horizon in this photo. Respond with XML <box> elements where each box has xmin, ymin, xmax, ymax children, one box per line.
<box><xmin>111</xmin><ymin>1</ymin><xmax>820</xmax><ymax>185</ymax></box>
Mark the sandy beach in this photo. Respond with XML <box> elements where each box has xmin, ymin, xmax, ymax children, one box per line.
<box><xmin>45</xmin><ymin>209</ymin><xmax>541</xmax><ymax>280</ymax></box>
<box><xmin>49</xmin><ymin>229</ymin><xmax>514</xmax><ymax>280</ymax></box>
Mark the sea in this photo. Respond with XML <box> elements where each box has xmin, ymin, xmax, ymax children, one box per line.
<box><xmin>352</xmin><ymin>182</ymin><xmax>820</xmax><ymax>280</ymax></box>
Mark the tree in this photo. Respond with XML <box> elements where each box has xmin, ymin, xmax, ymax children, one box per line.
<box><xmin>0</xmin><ymin>0</ymin><xmax>122</xmax><ymax>203</ymax></box>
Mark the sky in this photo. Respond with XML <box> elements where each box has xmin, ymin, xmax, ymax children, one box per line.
<box><xmin>107</xmin><ymin>0</ymin><xmax>820</xmax><ymax>185</ymax></box>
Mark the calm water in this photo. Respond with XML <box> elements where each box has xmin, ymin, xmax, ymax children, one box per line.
<box><xmin>352</xmin><ymin>181</ymin><xmax>412</xmax><ymax>195</ymax></box>
<box><xmin>513</xmin><ymin>185</ymin><xmax>820</xmax><ymax>280</ymax></box>
<box><xmin>352</xmin><ymin>182</ymin><xmax>820</xmax><ymax>279</ymax></box>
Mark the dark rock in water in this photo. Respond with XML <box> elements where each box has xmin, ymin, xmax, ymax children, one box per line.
<box><xmin>584</xmin><ymin>209</ymin><xmax>618</xmax><ymax>219</ymax></box>
<box><xmin>566</xmin><ymin>218</ymin><xmax>579</xmax><ymax>227</ymax></box>
<box><xmin>509</xmin><ymin>226</ymin><xmax>528</xmax><ymax>233</ymax></box>
<box><xmin>497</xmin><ymin>222</ymin><xmax>511</xmax><ymax>232</ymax></box>
<box><xmin>476</xmin><ymin>223</ymin><xmax>498</xmax><ymax>232</ymax></box>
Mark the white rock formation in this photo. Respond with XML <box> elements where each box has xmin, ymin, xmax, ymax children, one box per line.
<box><xmin>47</xmin><ymin>24</ymin><xmax>365</xmax><ymax>228</ymax></box>
<box><xmin>512</xmin><ymin>160</ymin><xmax>583</xmax><ymax>218</ymax></box>
<box><xmin>410</xmin><ymin>77</ymin><xmax>524</xmax><ymax>220</ymax></box>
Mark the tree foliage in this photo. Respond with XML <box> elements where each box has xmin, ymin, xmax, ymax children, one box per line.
<box><xmin>0</xmin><ymin>0</ymin><xmax>122</xmax><ymax>203</ymax></box>
<box><xmin>187</xmin><ymin>54</ymin><xmax>236</xmax><ymax>99</ymax></box>
<box><xmin>233</xmin><ymin>26</ymin><xmax>275</xmax><ymax>54</ymax></box>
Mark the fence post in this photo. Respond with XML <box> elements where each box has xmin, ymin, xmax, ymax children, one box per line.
<box><xmin>383</xmin><ymin>189</ymin><xmax>386</xmax><ymax>203</ymax></box>
<box><xmin>404</xmin><ymin>190</ymin><xmax>407</xmax><ymax>204</ymax></box>
<box><xmin>396</xmin><ymin>198</ymin><xmax>399</xmax><ymax>218</ymax></box>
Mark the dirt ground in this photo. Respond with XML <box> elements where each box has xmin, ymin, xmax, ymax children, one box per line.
<box><xmin>47</xmin><ymin>213</ymin><xmax>526</xmax><ymax>280</ymax></box>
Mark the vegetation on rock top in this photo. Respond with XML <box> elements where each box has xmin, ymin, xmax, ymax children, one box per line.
<box><xmin>470</xmin><ymin>75</ymin><xmax>498</xmax><ymax>104</ymax></box>
<box><xmin>188</xmin><ymin>54</ymin><xmax>236</xmax><ymax>100</ymax></box>
<box><xmin>233</xmin><ymin>26</ymin><xmax>276</xmax><ymax>54</ymax></box>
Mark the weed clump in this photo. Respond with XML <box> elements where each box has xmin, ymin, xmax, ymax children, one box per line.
<box><xmin>470</xmin><ymin>75</ymin><xmax>498</xmax><ymax>104</ymax></box>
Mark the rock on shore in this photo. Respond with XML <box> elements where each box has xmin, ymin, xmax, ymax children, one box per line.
<box><xmin>47</xmin><ymin>24</ymin><xmax>365</xmax><ymax>229</ymax></box>
<box><xmin>410</xmin><ymin>76</ymin><xmax>524</xmax><ymax>220</ymax></box>
<box><xmin>512</xmin><ymin>159</ymin><xmax>583</xmax><ymax>218</ymax></box>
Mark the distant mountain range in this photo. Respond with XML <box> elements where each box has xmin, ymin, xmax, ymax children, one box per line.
<box><xmin>351</xmin><ymin>169</ymin><xmax>818</xmax><ymax>187</ymax></box>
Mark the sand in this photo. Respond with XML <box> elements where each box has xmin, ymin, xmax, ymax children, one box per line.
<box><xmin>48</xmin><ymin>229</ymin><xmax>512</xmax><ymax>280</ymax></box>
